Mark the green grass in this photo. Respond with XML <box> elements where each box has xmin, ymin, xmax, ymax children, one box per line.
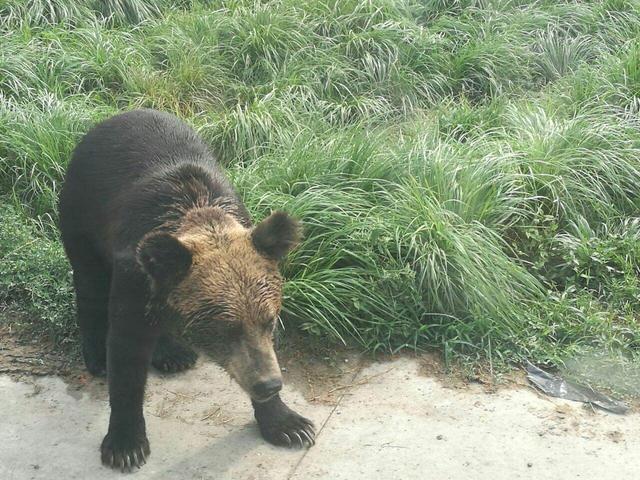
<box><xmin>1</xmin><ymin>0</ymin><xmax>640</xmax><ymax>379</ymax></box>
<box><xmin>0</xmin><ymin>204</ymin><xmax>75</xmax><ymax>346</ymax></box>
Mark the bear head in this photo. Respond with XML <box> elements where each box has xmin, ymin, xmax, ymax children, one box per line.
<box><xmin>136</xmin><ymin>207</ymin><xmax>301</xmax><ymax>402</ymax></box>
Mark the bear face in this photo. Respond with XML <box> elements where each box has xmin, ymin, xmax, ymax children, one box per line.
<box><xmin>136</xmin><ymin>208</ymin><xmax>301</xmax><ymax>402</ymax></box>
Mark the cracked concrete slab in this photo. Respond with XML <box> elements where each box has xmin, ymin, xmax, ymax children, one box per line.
<box><xmin>1</xmin><ymin>357</ymin><xmax>637</xmax><ymax>480</ymax></box>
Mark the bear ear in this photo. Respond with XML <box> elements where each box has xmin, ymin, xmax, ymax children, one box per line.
<box><xmin>251</xmin><ymin>211</ymin><xmax>302</xmax><ymax>261</ymax></box>
<box><xmin>136</xmin><ymin>232</ymin><xmax>192</xmax><ymax>283</ymax></box>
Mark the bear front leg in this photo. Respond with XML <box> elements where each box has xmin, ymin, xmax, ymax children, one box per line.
<box><xmin>102</xmin><ymin>330</ymin><xmax>155</xmax><ymax>471</ymax></box>
<box><xmin>252</xmin><ymin>394</ymin><xmax>316</xmax><ymax>448</ymax></box>
<box><xmin>101</xmin><ymin>260</ymin><xmax>158</xmax><ymax>472</ymax></box>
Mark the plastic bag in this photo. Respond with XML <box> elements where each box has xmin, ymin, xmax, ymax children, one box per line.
<box><xmin>526</xmin><ymin>362</ymin><xmax>628</xmax><ymax>414</ymax></box>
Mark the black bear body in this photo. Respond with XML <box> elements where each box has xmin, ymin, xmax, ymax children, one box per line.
<box><xmin>60</xmin><ymin>109</ymin><xmax>248</xmax><ymax>260</ymax></box>
<box><xmin>59</xmin><ymin>109</ymin><xmax>314</xmax><ymax>471</ymax></box>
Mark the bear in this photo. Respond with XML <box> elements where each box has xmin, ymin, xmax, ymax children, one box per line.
<box><xmin>58</xmin><ymin>109</ymin><xmax>315</xmax><ymax>471</ymax></box>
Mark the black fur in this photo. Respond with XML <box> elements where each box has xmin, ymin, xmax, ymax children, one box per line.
<box><xmin>137</xmin><ymin>232</ymin><xmax>192</xmax><ymax>290</ymax></box>
<box><xmin>152</xmin><ymin>335</ymin><xmax>198</xmax><ymax>373</ymax></box>
<box><xmin>58</xmin><ymin>109</ymin><xmax>309</xmax><ymax>471</ymax></box>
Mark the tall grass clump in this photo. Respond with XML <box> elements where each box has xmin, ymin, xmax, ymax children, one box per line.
<box><xmin>0</xmin><ymin>204</ymin><xmax>75</xmax><ymax>346</ymax></box>
<box><xmin>1</xmin><ymin>0</ymin><xmax>640</xmax><ymax>374</ymax></box>
<box><xmin>0</xmin><ymin>94</ymin><xmax>115</xmax><ymax>223</ymax></box>
<box><xmin>0</xmin><ymin>0</ymin><xmax>182</xmax><ymax>29</ymax></box>
<box><xmin>533</xmin><ymin>29</ymin><xmax>594</xmax><ymax>83</ymax></box>
<box><xmin>504</xmin><ymin>105</ymin><xmax>640</xmax><ymax>226</ymax></box>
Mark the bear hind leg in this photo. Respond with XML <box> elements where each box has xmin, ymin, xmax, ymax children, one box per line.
<box><xmin>67</xmin><ymin>239</ymin><xmax>110</xmax><ymax>376</ymax></box>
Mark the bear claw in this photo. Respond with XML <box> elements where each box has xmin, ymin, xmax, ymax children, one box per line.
<box><xmin>101</xmin><ymin>432</ymin><xmax>150</xmax><ymax>472</ymax></box>
<box><xmin>269</xmin><ymin>416</ymin><xmax>315</xmax><ymax>448</ymax></box>
<box><xmin>299</xmin><ymin>429</ymin><xmax>315</xmax><ymax>446</ymax></box>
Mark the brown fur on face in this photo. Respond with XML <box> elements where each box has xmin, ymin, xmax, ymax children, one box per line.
<box><xmin>149</xmin><ymin>207</ymin><xmax>300</xmax><ymax>400</ymax></box>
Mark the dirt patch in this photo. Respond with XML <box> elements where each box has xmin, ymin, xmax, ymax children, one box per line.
<box><xmin>258</xmin><ymin>332</ymin><xmax>363</xmax><ymax>405</ymax></box>
<box><xmin>0</xmin><ymin>325</ymin><xmax>74</xmax><ymax>378</ymax></box>
<box><xmin>3</xmin><ymin>321</ymin><xmax>637</xmax><ymax>413</ymax></box>
<box><xmin>0</xmin><ymin>323</ymin><xmax>363</xmax><ymax>404</ymax></box>
<box><xmin>0</xmin><ymin>324</ymin><xmax>542</xmax><ymax>404</ymax></box>
<box><xmin>0</xmin><ymin>324</ymin><xmax>107</xmax><ymax>402</ymax></box>
<box><xmin>607</xmin><ymin>430</ymin><xmax>624</xmax><ymax>443</ymax></box>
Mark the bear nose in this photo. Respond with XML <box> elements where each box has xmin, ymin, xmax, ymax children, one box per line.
<box><xmin>253</xmin><ymin>378</ymin><xmax>283</xmax><ymax>399</ymax></box>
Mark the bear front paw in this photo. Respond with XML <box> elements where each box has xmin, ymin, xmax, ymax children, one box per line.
<box><xmin>101</xmin><ymin>431</ymin><xmax>150</xmax><ymax>472</ymax></box>
<box><xmin>152</xmin><ymin>335</ymin><xmax>198</xmax><ymax>373</ymax></box>
<box><xmin>253</xmin><ymin>395</ymin><xmax>316</xmax><ymax>448</ymax></box>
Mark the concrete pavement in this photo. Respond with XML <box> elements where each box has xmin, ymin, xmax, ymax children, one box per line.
<box><xmin>1</xmin><ymin>357</ymin><xmax>637</xmax><ymax>479</ymax></box>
